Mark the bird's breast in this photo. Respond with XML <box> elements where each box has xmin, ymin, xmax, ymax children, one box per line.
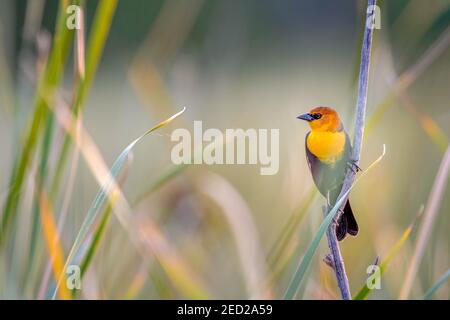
<box><xmin>307</xmin><ymin>131</ymin><xmax>346</xmax><ymax>164</ymax></box>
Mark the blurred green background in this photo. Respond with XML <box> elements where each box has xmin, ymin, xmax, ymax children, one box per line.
<box><xmin>0</xmin><ymin>0</ymin><xmax>449</xmax><ymax>299</ymax></box>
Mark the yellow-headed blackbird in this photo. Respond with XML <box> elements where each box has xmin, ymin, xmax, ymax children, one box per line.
<box><xmin>297</xmin><ymin>106</ymin><xmax>358</xmax><ymax>241</ymax></box>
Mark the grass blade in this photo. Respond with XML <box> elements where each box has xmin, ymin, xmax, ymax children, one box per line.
<box><xmin>284</xmin><ymin>145</ymin><xmax>386</xmax><ymax>300</ymax></box>
<box><xmin>353</xmin><ymin>209</ymin><xmax>422</xmax><ymax>300</ymax></box>
<box><xmin>52</xmin><ymin>107</ymin><xmax>186</xmax><ymax>298</ymax></box>
<box><xmin>78</xmin><ymin>164</ymin><xmax>187</xmax><ymax>287</ymax></box>
<box><xmin>0</xmin><ymin>0</ymin><xmax>74</xmax><ymax>246</ymax></box>
<box><xmin>39</xmin><ymin>192</ymin><xmax>71</xmax><ymax>300</ymax></box>
<box><xmin>423</xmin><ymin>268</ymin><xmax>450</xmax><ymax>300</ymax></box>
<box><xmin>79</xmin><ymin>201</ymin><xmax>113</xmax><ymax>279</ymax></box>
<box><xmin>399</xmin><ymin>146</ymin><xmax>450</xmax><ymax>299</ymax></box>
<box><xmin>50</xmin><ymin>0</ymin><xmax>118</xmax><ymax>200</ymax></box>
<box><xmin>27</xmin><ymin>110</ymin><xmax>56</xmax><ymax>283</ymax></box>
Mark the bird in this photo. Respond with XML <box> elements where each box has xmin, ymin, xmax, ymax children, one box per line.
<box><xmin>297</xmin><ymin>106</ymin><xmax>358</xmax><ymax>241</ymax></box>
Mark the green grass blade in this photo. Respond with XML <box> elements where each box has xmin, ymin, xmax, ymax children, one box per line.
<box><xmin>283</xmin><ymin>188</ymin><xmax>352</xmax><ymax>300</ymax></box>
<box><xmin>54</xmin><ymin>105</ymin><xmax>197</xmax><ymax>298</ymax></box>
<box><xmin>50</xmin><ymin>0</ymin><xmax>118</xmax><ymax>200</ymax></box>
<box><xmin>284</xmin><ymin>145</ymin><xmax>386</xmax><ymax>300</ymax></box>
<box><xmin>0</xmin><ymin>0</ymin><xmax>74</xmax><ymax>246</ymax></box>
<box><xmin>76</xmin><ymin>163</ymin><xmax>188</xmax><ymax>290</ymax></box>
<box><xmin>52</xmin><ymin>107</ymin><xmax>185</xmax><ymax>299</ymax></box>
<box><xmin>79</xmin><ymin>203</ymin><xmax>113</xmax><ymax>279</ymax></box>
<box><xmin>26</xmin><ymin>112</ymin><xmax>55</xmax><ymax>289</ymax></box>
<box><xmin>424</xmin><ymin>268</ymin><xmax>450</xmax><ymax>300</ymax></box>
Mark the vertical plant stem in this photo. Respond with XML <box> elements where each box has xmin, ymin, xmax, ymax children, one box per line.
<box><xmin>27</xmin><ymin>112</ymin><xmax>54</xmax><ymax>285</ymax></box>
<box><xmin>324</xmin><ymin>207</ymin><xmax>351</xmax><ymax>299</ymax></box>
<box><xmin>50</xmin><ymin>0</ymin><xmax>118</xmax><ymax>200</ymax></box>
<box><xmin>327</xmin><ymin>0</ymin><xmax>376</xmax><ymax>300</ymax></box>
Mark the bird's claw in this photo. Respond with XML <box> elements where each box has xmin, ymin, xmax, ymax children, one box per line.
<box><xmin>333</xmin><ymin>209</ymin><xmax>344</xmax><ymax>224</ymax></box>
<box><xmin>347</xmin><ymin>160</ymin><xmax>362</xmax><ymax>174</ymax></box>
<box><xmin>323</xmin><ymin>254</ymin><xmax>335</xmax><ymax>270</ymax></box>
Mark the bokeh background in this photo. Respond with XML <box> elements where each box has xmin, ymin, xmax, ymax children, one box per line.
<box><xmin>0</xmin><ymin>0</ymin><xmax>449</xmax><ymax>299</ymax></box>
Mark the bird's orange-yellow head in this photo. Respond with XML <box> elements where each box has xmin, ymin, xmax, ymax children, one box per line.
<box><xmin>297</xmin><ymin>106</ymin><xmax>342</xmax><ymax>132</ymax></box>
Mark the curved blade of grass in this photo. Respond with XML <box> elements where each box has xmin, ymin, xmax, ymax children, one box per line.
<box><xmin>78</xmin><ymin>163</ymin><xmax>187</xmax><ymax>289</ymax></box>
<box><xmin>424</xmin><ymin>268</ymin><xmax>450</xmax><ymax>300</ymax></box>
<box><xmin>50</xmin><ymin>102</ymin><xmax>208</xmax><ymax>299</ymax></box>
<box><xmin>74</xmin><ymin>153</ymin><xmax>131</xmax><ymax>297</ymax></box>
<box><xmin>284</xmin><ymin>145</ymin><xmax>386</xmax><ymax>300</ymax></box>
<box><xmin>353</xmin><ymin>208</ymin><xmax>423</xmax><ymax>300</ymax></box>
<box><xmin>52</xmin><ymin>107</ymin><xmax>186</xmax><ymax>298</ymax></box>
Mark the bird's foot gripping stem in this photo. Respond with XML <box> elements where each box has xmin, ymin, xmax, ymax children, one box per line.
<box><xmin>332</xmin><ymin>208</ymin><xmax>345</xmax><ymax>225</ymax></box>
<box><xmin>323</xmin><ymin>253</ymin><xmax>335</xmax><ymax>270</ymax></box>
<box><xmin>347</xmin><ymin>159</ymin><xmax>362</xmax><ymax>174</ymax></box>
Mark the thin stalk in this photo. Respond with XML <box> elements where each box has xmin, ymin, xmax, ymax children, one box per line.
<box><xmin>327</xmin><ymin>0</ymin><xmax>376</xmax><ymax>300</ymax></box>
<box><xmin>50</xmin><ymin>0</ymin><xmax>118</xmax><ymax>200</ymax></box>
<box><xmin>399</xmin><ymin>146</ymin><xmax>450</xmax><ymax>299</ymax></box>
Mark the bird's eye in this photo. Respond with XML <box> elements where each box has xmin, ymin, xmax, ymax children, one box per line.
<box><xmin>313</xmin><ymin>113</ymin><xmax>322</xmax><ymax>120</ymax></box>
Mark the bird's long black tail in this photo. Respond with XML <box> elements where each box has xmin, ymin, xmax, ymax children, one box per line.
<box><xmin>336</xmin><ymin>200</ymin><xmax>359</xmax><ymax>241</ymax></box>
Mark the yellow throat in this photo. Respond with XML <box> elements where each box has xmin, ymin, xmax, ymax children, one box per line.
<box><xmin>307</xmin><ymin>130</ymin><xmax>346</xmax><ymax>164</ymax></box>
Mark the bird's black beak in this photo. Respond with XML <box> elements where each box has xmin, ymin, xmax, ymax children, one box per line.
<box><xmin>297</xmin><ymin>113</ymin><xmax>314</xmax><ymax>122</ymax></box>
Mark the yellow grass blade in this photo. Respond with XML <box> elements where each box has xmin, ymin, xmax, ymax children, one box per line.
<box><xmin>39</xmin><ymin>192</ymin><xmax>71</xmax><ymax>300</ymax></box>
<box><xmin>353</xmin><ymin>208</ymin><xmax>422</xmax><ymax>300</ymax></box>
